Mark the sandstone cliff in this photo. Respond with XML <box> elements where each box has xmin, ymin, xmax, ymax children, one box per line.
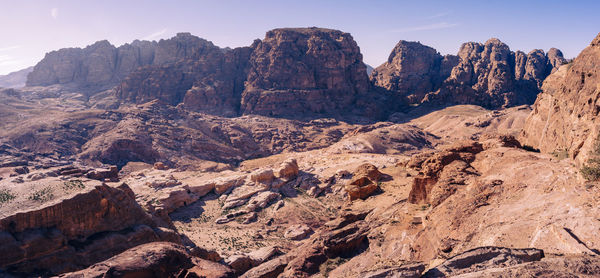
<box><xmin>115</xmin><ymin>28</ymin><xmax>399</xmax><ymax>119</ymax></box>
<box><xmin>240</xmin><ymin>27</ymin><xmax>371</xmax><ymax>118</ymax></box>
<box><xmin>0</xmin><ymin>182</ymin><xmax>177</xmax><ymax>276</ymax></box>
<box><xmin>370</xmin><ymin>40</ymin><xmax>457</xmax><ymax>104</ymax></box>
<box><xmin>373</xmin><ymin>38</ymin><xmax>566</xmax><ymax>108</ymax></box>
<box><xmin>521</xmin><ymin>32</ymin><xmax>600</xmax><ymax>164</ymax></box>
<box><xmin>26</xmin><ymin>33</ymin><xmax>222</xmax><ymax>95</ymax></box>
<box><xmin>27</xmin><ymin>40</ymin><xmax>156</xmax><ymax>91</ymax></box>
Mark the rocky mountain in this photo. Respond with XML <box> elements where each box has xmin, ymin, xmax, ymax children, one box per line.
<box><xmin>521</xmin><ymin>32</ymin><xmax>600</xmax><ymax>164</ymax></box>
<box><xmin>371</xmin><ymin>40</ymin><xmax>458</xmax><ymax>104</ymax></box>
<box><xmin>240</xmin><ymin>28</ymin><xmax>372</xmax><ymax>118</ymax></box>
<box><xmin>372</xmin><ymin>38</ymin><xmax>566</xmax><ymax>109</ymax></box>
<box><xmin>0</xmin><ymin>67</ymin><xmax>33</xmax><ymax>88</ymax></box>
<box><xmin>117</xmin><ymin>27</ymin><xmax>399</xmax><ymax>120</ymax></box>
<box><xmin>26</xmin><ymin>33</ymin><xmax>218</xmax><ymax>95</ymax></box>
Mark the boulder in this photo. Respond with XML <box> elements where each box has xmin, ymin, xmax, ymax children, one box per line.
<box><xmin>246</xmin><ymin>191</ymin><xmax>280</xmax><ymax>212</ymax></box>
<box><xmin>284</xmin><ymin>224</ymin><xmax>313</xmax><ymax>240</ymax></box>
<box><xmin>250</xmin><ymin>169</ymin><xmax>275</xmax><ymax>184</ymax></box>
<box><xmin>277</xmin><ymin>158</ymin><xmax>299</xmax><ymax>180</ymax></box>
<box><xmin>345</xmin><ymin>163</ymin><xmax>382</xmax><ymax>201</ymax></box>
<box><xmin>214</xmin><ymin>173</ymin><xmax>247</xmax><ymax>194</ymax></box>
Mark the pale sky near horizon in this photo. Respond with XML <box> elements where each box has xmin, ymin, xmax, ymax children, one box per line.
<box><xmin>0</xmin><ymin>0</ymin><xmax>598</xmax><ymax>75</ymax></box>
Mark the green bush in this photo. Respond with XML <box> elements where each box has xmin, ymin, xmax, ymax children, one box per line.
<box><xmin>0</xmin><ymin>189</ymin><xmax>16</xmax><ymax>205</ymax></box>
<box><xmin>63</xmin><ymin>180</ymin><xmax>85</xmax><ymax>190</ymax></box>
<box><xmin>28</xmin><ymin>187</ymin><xmax>54</xmax><ymax>202</ymax></box>
<box><xmin>581</xmin><ymin>134</ymin><xmax>600</xmax><ymax>181</ymax></box>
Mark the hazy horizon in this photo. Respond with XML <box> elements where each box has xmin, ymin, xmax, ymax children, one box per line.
<box><xmin>0</xmin><ymin>0</ymin><xmax>598</xmax><ymax>75</ymax></box>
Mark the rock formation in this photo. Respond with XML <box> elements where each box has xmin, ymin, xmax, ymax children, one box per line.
<box><xmin>27</xmin><ymin>40</ymin><xmax>157</xmax><ymax>91</ymax></box>
<box><xmin>521</xmin><ymin>32</ymin><xmax>600</xmax><ymax>164</ymax></box>
<box><xmin>26</xmin><ymin>28</ymin><xmax>402</xmax><ymax>120</ymax></box>
<box><xmin>370</xmin><ymin>40</ymin><xmax>457</xmax><ymax>103</ymax></box>
<box><xmin>240</xmin><ymin>27</ymin><xmax>371</xmax><ymax>118</ymax></box>
<box><xmin>59</xmin><ymin>242</ymin><xmax>234</xmax><ymax>278</ymax></box>
<box><xmin>0</xmin><ymin>182</ymin><xmax>178</xmax><ymax>276</ymax></box>
<box><xmin>373</xmin><ymin>38</ymin><xmax>566</xmax><ymax>108</ymax></box>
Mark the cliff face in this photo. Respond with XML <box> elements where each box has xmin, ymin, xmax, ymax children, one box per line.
<box><xmin>26</xmin><ymin>40</ymin><xmax>157</xmax><ymax>90</ymax></box>
<box><xmin>26</xmin><ymin>33</ymin><xmax>222</xmax><ymax>95</ymax></box>
<box><xmin>521</xmin><ymin>33</ymin><xmax>600</xmax><ymax>164</ymax></box>
<box><xmin>115</xmin><ymin>28</ymin><xmax>389</xmax><ymax>119</ymax></box>
<box><xmin>240</xmin><ymin>28</ymin><xmax>371</xmax><ymax>118</ymax></box>
<box><xmin>0</xmin><ymin>182</ymin><xmax>176</xmax><ymax>275</ymax></box>
<box><xmin>373</xmin><ymin>38</ymin><xmax>566</xmax><ymax>108</ymax></box>
<box><xmin>370</xmin><ymin>41</ymin><xmax>457</xmax><ymax>104</ymax></box>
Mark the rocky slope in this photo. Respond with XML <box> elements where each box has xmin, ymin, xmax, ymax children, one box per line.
<box><xmin>521</xmin><ymin>32</ymin><xmax>600</xmax><ymax>164</ymax></box>
<box><xmin>373</xmin><ymin>38</ymin><xmax>566</xmax><ymax>108</ymax></box>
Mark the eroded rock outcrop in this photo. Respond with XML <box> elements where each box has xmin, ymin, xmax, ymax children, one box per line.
<box><xmin>371</xmin><ymin>40</ymin><xmax>457</xmax><ymax>104</ymax></box>
<box><xmin>59</xmin><ymin>242</ymin><xmax>234</xmax><ymax>278</ymax></box>
<box><xmin>407</xmin><ymin>140</ymin><xmax>483</xmax><ymax>206</ymax></box>
<box><xmin>345</xmin><ymin>163</ymin><xmax>382</xmax><ymax>201</ymax></box>
<box><xmin>27</xmin><ymin>40</ymin><xmax>157</xmax><ymax>91</ymax></box>
<box><xmin>374</xmin><ymin>38</ymin><xmax>565</xmax><ymax>108</ymax></box>
<box><xmin>521</xmin><ymin>32</ymin><xmax>600</xmax><ymax>164</ymax></box>
<box><xmin>0</xmin><ymin>183</ymin><xmax>176</xmax><ymax>276</ymax></box>
<box><xmin>240</xmin><ymin>27</ymin><xmax>372</xmax><ymax>118</ymax></box>
<box><xmin>423</xmin><ymin>246</ymin><xmax>544</xmax><ymax>277</ymax></box>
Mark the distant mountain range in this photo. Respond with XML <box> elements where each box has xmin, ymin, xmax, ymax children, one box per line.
<box><xmin>0</xmin><ymin>66</ymin><xmax>33</xmax><ymax>88</ymax></box>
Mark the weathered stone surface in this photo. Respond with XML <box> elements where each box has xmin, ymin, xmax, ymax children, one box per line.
<box><xmin>374</xmin><ymin>38</ymin><xmax>565</xmax><ymax>109</ymax></box>
<box><xmin>345</xmin><ymin>163</ymin><xmax>382</xmax><ymax>201</ymax></box>
<box><xmin>58</xmin><ymin>242</ymin><xmax>194</xmax><ymax>278</ymax></box>
<box><xmin>240</xmin><ymin>256</ymin><xmax>290</xmax><ymax>278</ymax></box>
<box><xmin>0</xmin><ymin>183</ymin><xmax>172</xmax><ymax>276</ymax></box>
<box><xmin>362</xmin><ymin>263</ymin><xmax>426</xmax><ymax>278</ymax></box>
<box><xmin>423</xmin><ymin>246</ymin><xmax>544</xmax><ymax>277</ymax></box>
<box><xmin>240</xmin><ymin>27</ymin><xmax>371</xmax><ymax>118</ymax></box>
<box><xmin>214</xmin><ymin>173</ymin><xmax>247</xmax><ymax>194</ymax></box>
<box><xmin>284</xmin><ymin>224</ymin><xmax>313</xmax><ymax>240</ymax></box>
<box><xmin>246</xmin><ymin>191</ymin><xmax>280</xmax><ymax>212</ymax></box>
<box><xmin>250</xmin><ymin>169</ymin><xmax>275</xmax><ymax>184</ymax></box>
<box><xmin>371</xmin><ymin>40</ymin><xmax>456</xmax><ymax>104</ymax></box>
<box><xmin>277</xmin><ymin>158</ymin><xmax>299</xmax><ymax>180</ymax></box>
<box><xmin>407</xmin><ymin>140</ymin><xmax>483</xmax><ymax>206</ymax></box>
<box><xmin>521</xmin><ymin>32</ymin><xmax>600</xmax><ymax>165</ymax></box>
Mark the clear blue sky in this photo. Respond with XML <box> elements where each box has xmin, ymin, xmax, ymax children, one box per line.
<box><xmin>0</xmin><ymin>0</ymin><xmax>598</xmax><ymax>74</ymax></box>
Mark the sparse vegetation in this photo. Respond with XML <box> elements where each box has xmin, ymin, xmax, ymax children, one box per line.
<box><xmin>319</xmin><ymin>257</ymin><xmax>349</xmax><ymax>276</ymax></box>
<box><xmin>552</xmin><ymin>148</ymin><xmax>569</xmax><ymax>160</ymax></box>
<box><xmin>63</xmin><ymin>180</ymin><xmax>85</xmax><ymax>191</ymax></box>
<box><xmin>581</xmin><ymin>134</ymin><xmax>600</xmax><ymax>181</ymax></box>
<box><xmin>0</xmin><ymin>189</ymin><xmax>16</xmax><ymax>205</ymax></box>
<box><xmin>28</xmin><ymin>187</ymin><xmax>54</xmax><ymax>202</ymax></box>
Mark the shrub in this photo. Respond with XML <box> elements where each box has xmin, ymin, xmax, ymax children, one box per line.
<box><xmin>28</xmin><ymin>187</ymin><xmax>54</xmax><ymax>202</ymax></box>
<box><xmin>63</xmin><ymin>180</ymin><xmax>85</xmax><ymax>190</ymax></box>
<box><xmin>0</xmin><ymin>189</ymin><xmax>16</xmax><ymax>205</ymax></box>
<box><xmin>581</xmin><ymin>134</ymin><xmax>600</xmax><ymax>181</ymax></box>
